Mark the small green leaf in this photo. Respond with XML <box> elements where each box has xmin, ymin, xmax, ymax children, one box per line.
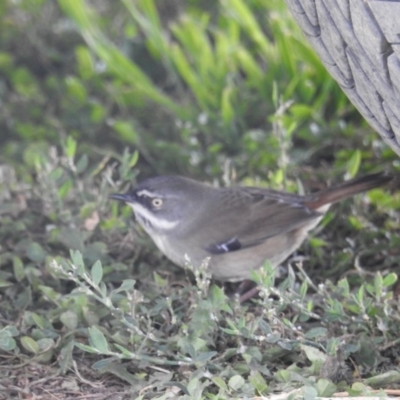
<box><xmin>290</xmin><ymin>104</ymin><xmax>312</xmax><ymax>118</ymax></box>
<box><xmin>187</xmin><ymin>377</ymin><xmax>202</xmax><ymax>397</ymax></box>
<box><xmin>309</xmin><ymin>237</ymin><xmax>327</xmax><ymax>248</ymax></box>
<box><xmin>348</xmin><ymin>215</ymin><xmax>364</xmax><ymax>230</ymax></box>
<box><xmin>373</xmin><ymin>272</ymin><xmax>383</xmax><ymax>298</ymax></box>
<box><xmin>3</xmin><ymin>326</ymin><xmax>19</xmax><ymax>337</ymax></box>
<box><xmin>97</xmin><ymin>282</ymin><xmax>106</xmax><ymax>298</ymax></box>
<box><xmin>300</xmin><ymin>344</ymin><xmax>326</xmax><ymax>371</ymax></box>
<box><xmin>113</xmin><ymin>121</ymin><xmax>139</xmax><ymax>144</ymax></box>
<box><xmin>0</xmin><ymin>337</ymin><xmax>16</xmax><ymax>352</ymax></box>
<box><xmin>76</xmin><ymin>154</ymin><xmax>89</xmax><ymax>174</ymax></box>
<box><xmin>337</xmin><ymin>278</ymin><xmax>350</xmax><ymax>297</ymax></box>
<box><xmin>70</xmin><ymin>250</ymin><xmax>84</xmax><ymax>269</ymax></box>
<box><xmin>31</xmin><ymin>313</ymin><xmax>47</xmax><ymax>329</ymax></box>
<box><xmin>248</xmin><ymin>371</ymin><xmax>268</xmax><ymax>394</ymax></box>
<box><xmin>316</xmin><ymin>378</ymin><xmax>337</xmax><ymax>397</ymax></box>
<box><xmin>299</xmin><ymin>280</ymin><xmax>308</xmax><ymax>299</ymax></box>
<box><xmin>0</xmin><ymin>52</ymin><xmax>13</xmax><ymax>70</ymax></box>
<box><xmin>0</xmin><ymin>330</ymin><xmax>17</xmax><ymax>351</ymax></box>
<box><xmin>83</xmin><ymin>307</ymin><xmax>100</xmax><ymax>326</ymax></box>
<box><xmin>65</xmin><ymin>136</ymin><xmax>77</xmax><ymax>159</ymax></box>
<box><xmin>153</xmin><ymin>272</ymin><xmax>167</xmax><ymax>287</ymax></box>
<box><xmin>90</xmin><ymin>102</ymin><xmax>106</xmax><ymax>123</ymax></box>
<box><xmin>91</xmin><ymin>260</ymin><xmax>103</xmax><ymax>286</ymax></box>
<box><xmin>258</xmin><ymin>320</ymin><xmax>272</xmax><ymax>334</ymax></box>
<box><xmin>275</xmin><ymin>369</ymin><xmax>291</xmax><ymax>383</ymax></box>
<box><xmin>38</xmin><ymin>285</ymin><xmax>60</xmax><ymax>302</ymax></box>
<box><xmin>212</xmin><ymin>376</ymin><xmax>228</xmax><ymax>391</ymax></box>
<box><xmin>65</xmin><ymin>76</ymin><xmax>87</xmax><ymax>103</ymax></box>
<box><xmin>49</xmin><ymin>167</ymin><xmax>63</xmax><ymax>181</ymax></box>
<box><xmin>74</xmin><ymin>342</ymin><xmax>100</xmax><ymax>354</ymax></box>
<box><xmin>26</xmin><ymin>242</ymin><xmax>47</xmax><ymax>263</ymax></box>
<box><xmin>129</xmin><ymin>150</ymin><xmax>139</xmax><ymax>167</ymax></box>
<box><xmin>12</xmin><ymin>256</ymin><xmax>25</xmax><ymax>282</ymax></box>
<box><xmin>303</xmin><ymin>385</ymin><xmax>318</xmax><ymax>400</ymax></box>
<box><xmin>60</xmin><ymin>310</ymin><xmax>78</xmax><ymax>330</ymax></box>
<box><xmin>228</xmin><ymin>375</ymin><xmax>245</xmax><ymax>390</ymax></box>
<box><xmin>194</xmin><ymin>351</ymin><xmax>217</xmax><ymax>363</ymax></box>
<box><xmin>265</xmin><ymin>333</ymin><xmax>281</xmax><ymax>343</ymax></box>
<box><xmin>75</xmin><ymin>46</ymin><xmax>94</xmax><ymax>79</ymax></box>
<box><xmin>365</xmin><ymin>370</ymin><xmax>400</xmax><ymax>387</ymax></box>
<box><xmin>58</xmin><ymin>180</ymin><xmax>73</xmax><ymax>199</ymax></box>
<box><xmin>21</xmin><ymin>336</ymin><xmax>39</xmax><ymax>354</ymax></box>
<box><xmin>88</xmin><ymin>326</ymin><xmax>109</xmax><ymax>354</ymax></box>
<box><xmin>383</xmin><ymin>272</ymin><xmax>397</xmax><ymax>287</ymax></box>
<box><xmin>278</xmin><ymin>340</ymin><xmax>293</xmax><ymax>350</ymax></box>
<box><xmin>37</xmin><ymin>338</ymin><xmax>55</xmax><ymax>353</ymax></box>
<box><xmin>221</xmin><ymin>86</ymin><xmax>235</xmax><ymax>124</ymax></box>
<box><xmin>114</xmin><ymin>343</ymin><xmax>134</xmax><ymax>358</ymax></box>
<box><xmin>118</xmin><ymin>279</ymin><xmax>136</xmax><ymax>292</ymax></box>
<box><xmin>349</xmin><ymin>381</ymin><xmax>366</xmax><ymax>394</ymax></box>
<box><xmin>356</xmin><ymin>284</ymin><xmax>365</xmax><ymax>305</ymax></box>
<box><xmin>305</xmin><ymin>327</ymin><xmax>327</xmax><ymax>339</ymax></box>
<box><xmin>59</xmin><ymin>340</ymin><xmax>74</xmax><ymax>374</ymax></box>
<box><xmin>346</xmin><ymin>149</ymin><xmax>361</xmax><ymax>179</ymax></box>
<box><xmin>12</xmin><ymin>67</ymin><xmax>38</xmax><ymax>97</ymax></box>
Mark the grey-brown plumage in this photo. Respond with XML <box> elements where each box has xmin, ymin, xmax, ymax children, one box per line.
<box><xmin>110</xmin><ymin>172</ymin><xmax>392</xmax><ymax>281</ymax></box>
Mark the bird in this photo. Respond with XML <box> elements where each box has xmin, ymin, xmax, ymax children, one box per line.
<box><xmin>110</xmin><ymin>172</ymin><xmax>392</xmax><ymax>282</ymax></box>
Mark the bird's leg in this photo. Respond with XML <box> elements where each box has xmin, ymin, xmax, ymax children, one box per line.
<box><xmin>236</xmin><ymin>279</ymin><xmax>260</xmax><ymax>303</ymax></box>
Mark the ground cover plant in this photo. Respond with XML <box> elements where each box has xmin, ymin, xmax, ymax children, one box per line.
<box><xmin>0</xmin><ymin>0</ymin><xmax>400</xmax><ymax>399</ymax></box>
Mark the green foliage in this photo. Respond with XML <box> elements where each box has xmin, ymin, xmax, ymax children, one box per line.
<box><xmin>0</xmin><ymin>0</ymin><xmax>400</xmax><ymax>398</ymax></box>
<box><xmin>44</xmin><ymin>247</ymin><xmax>400</xmax><ymax>397</ymax></box>
<box><xmin>0</xmin><ymin>136</ymin><xmax>399</xmax><ymax>398</ymax></box>
<box><xmin>54</xmin><ymin>0</ymin><xmax>357</xmax><ymax>179</ymax></box>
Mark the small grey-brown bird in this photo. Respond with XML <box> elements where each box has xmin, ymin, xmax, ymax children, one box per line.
<box><xmin>110</xmin><ymin>172</ymin><xmax>392</xmax><ymax>282</ymax></box>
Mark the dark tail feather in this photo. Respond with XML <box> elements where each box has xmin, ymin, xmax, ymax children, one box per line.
<box><xmin>305</xmin><ymin>172</ymin><xmax>393</xmax><ymax>209</ymax></box>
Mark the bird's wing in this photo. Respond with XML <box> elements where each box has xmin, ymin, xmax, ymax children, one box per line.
<box><xmin>200</xmin><ymin>187</ymin><xmax>322</xmax><ymax>255</ymax></box>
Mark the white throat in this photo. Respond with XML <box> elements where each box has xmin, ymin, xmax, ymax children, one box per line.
<box><xmin>129</xmin><ymin>203</ymin><xmax>180</xmax><ymax>231</ymax></box>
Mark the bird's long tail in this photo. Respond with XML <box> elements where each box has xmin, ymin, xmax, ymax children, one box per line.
<box><xmin>305</xmin><ymin>172</ymin><xmax>393</xmax><ymax>209</ymax></box>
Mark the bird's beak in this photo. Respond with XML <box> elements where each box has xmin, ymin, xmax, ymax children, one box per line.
<box><xmin>109</xmin><ymin>193</ymin><xmax>132</xmax><ymax>203</ymax></box>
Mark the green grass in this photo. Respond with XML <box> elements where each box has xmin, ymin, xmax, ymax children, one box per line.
<box><xmin>0</xmin><ymin>0</ymin><xmax>400</xmax><ymax>399</ymax></box>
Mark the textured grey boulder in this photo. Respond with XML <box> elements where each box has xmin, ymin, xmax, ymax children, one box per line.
<box><xmin>285</xmin><ymin>0</ymin><xmax>400</xmax><ymax>156</ymax></box>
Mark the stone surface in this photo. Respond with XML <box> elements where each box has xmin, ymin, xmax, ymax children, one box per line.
<box><xmin>285</xmin><ymin>0</ymin><xmax>400</xmax><ymax>156</ymax></box>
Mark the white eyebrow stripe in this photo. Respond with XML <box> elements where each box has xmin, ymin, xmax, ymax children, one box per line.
<box><xmin>128</xmin><ymin>203</ymin><xmax>180</xmax><ymax>231</ymax></box>
<box><xmin>136</xmin><ymin>189</ymin><xmax>159</xmax><ymax>198</ymax></box>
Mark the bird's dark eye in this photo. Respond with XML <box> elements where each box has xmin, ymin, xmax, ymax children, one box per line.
<box><xmin>152</xmin><ymin>198</ymin><xmax>163</xmax><ymax>208</ymax></box>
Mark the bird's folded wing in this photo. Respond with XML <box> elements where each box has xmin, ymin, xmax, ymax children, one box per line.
<box><xmin>203</xmin><ymin>189</ymin><xmax>322</xmax><ymax>254</ymax></box>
